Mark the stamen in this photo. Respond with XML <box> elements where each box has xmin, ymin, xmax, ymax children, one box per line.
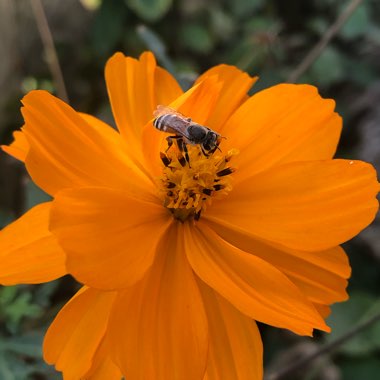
<box><xmin>216</xmin><ymin>167</ymin><xmax>235</xmax><ymax>177</ymax></box>
<box><xmin>157</xmin><ymin>143</ymin><xmax>239</xmax><ymax>222</ymax></box>
<box><xmin>160</xmin><ymin>152</ymin><xmax>171</xmax><ymax>167</ymax></box>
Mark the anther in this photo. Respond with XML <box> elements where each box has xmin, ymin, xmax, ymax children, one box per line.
<box><xmin>178</xmin><ymin>156</ymin><xmax>187</xmax><ymax>167</ymax></box>
<box><xmin>202</xmin><ymin>188</ymin><xmax>213</xmax><ymax>196</ymax></box>
<box><xmin>213</xmin><ymin>184</ymin><xmax>225</xmax><ymax>191</ymax></box>
<box><xmin>160</xmin><ymin>152</ymin><xmax>172</xmax><ymax>167</ymax></box>
<box><xmin>216</xmin><ymin>167</ymin><xmax>235</xmax><ymax>177</ymax></box>
<box><xmin>167</xmin><ymin>182</ymin><xmax>176</xmax><ymax>189</ymax></box>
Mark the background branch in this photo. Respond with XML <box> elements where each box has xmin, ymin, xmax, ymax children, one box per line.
<box><xmin>266</xmin><ymin>312</ymin><xmax>380</xmax><ymax>380</ymax></box>
<box><xmin>30</xmin><ymin>0</ymin><xmax>68</xmax><ymax>102</ymax></box>
<box><xmin>287</xmin><ymin>0</ymin><xmax>365</xmax><ymax>83</ymax></box>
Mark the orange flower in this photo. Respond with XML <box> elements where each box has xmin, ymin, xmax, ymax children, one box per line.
<box><xmin>1</xmin><ymin>52</ymin><xmax>379</xmax><ymax>380</ymax></box>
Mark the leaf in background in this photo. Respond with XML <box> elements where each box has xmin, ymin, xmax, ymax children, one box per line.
<box><xmin>340</xmin><ymin>357</ymin><xmax>380</xmax><ymax>380</ymax></box>
<box><xmin>309</xmin><ymin>46</ymin><xmax>345</xmax><ymax>87</ymax></box>
<box><xmin>25</xmin><ymin>180</ymin><xmax>51</xmax><ymax>211</ymax></box>
<box><xmin>326</xmin><ymin>292</ymin><xmax>380</xmax><ymax>356</ymax></box>
<box><xmin>137</xmin><ymin>25</ymin><xmax>176</xmax><ymax>75</ymax></box>
<box><xmin>0</xmin><ymin>333</ymin><xmax>43</xmax><ymax>359</ymax></box>
<box><xmin>92</xmin><ymin>0</ymin><xmax>127</xmax><ymax>57</ymax></box>
<box><xmin>339</xmin><ymin>3</ymin><xmax>369</xmax><ymax>40</ymax></box>
<box><xmin>180</xmin><ymin>23</ymin><xmax>214</xmax><ymax>54</ymax></box>
<box><xmin>0</xmin><ymin>210</ymin><xmax>14</xmax><ymax>229</ymax></box>
<box><xmin>125</xmin><ymin>0</ymin><xmax>172</xmax><ymax>21</ymax></box>
<box><xmin>0</xmin><ymin>287</ymin><xmax>42</xmax><ymax>334</ymax></box>
<box><xmin>228</xmin><ymin>0</ymin><xmax>263</xmax><ymax>17</ymax></box>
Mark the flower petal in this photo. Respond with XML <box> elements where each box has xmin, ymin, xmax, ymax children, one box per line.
<box><xmin>198</xmin><ymin>281</ymin><xmax>263</xmax><ymax>380</ymax></box>
<box><xmin>1</xmin><ymin>130</ymin><xmax>29</xmax><ymax>162</ymax></box>
<box><xmin>0</xmin><ymin>202</ymin><xmax>66</xmax><ymax>285</ymax></box>
<box><xmin>50</xmin><ymin>187</ymin><xmax>172</xmax><ymax>290</ymax></box>
<box><xmin>82</xmin><ymin>336</ymin><xmax>122</xmax><ymax>380</ymax></box>
<box><xmin>206</xmin><ymin>220</ymin><xmax>350</xmax><ymax>306</ymax></box>
<box><xmin>194</xmin><ymin>64</ymin><xmax>257</xmax><ymax>130</ymax></box>
<box><xmin>222</xmin><ymin>84</ymin><xmax>342</xmax><ymax>182</ymax></box>
<box><xmin>141</xmin><ymin>75</ymin><xmax>225</xmax><ymax>178</ymax></box>
<box><xmin>20</xmin><ymin>90</ymin><xmax>152</xmax><ymax>198</ymax></box>
<box><xmin>105</xmin><ymin>52</ymin><xmax>182</xmax><ymax>150</ymax></box>
<box><xmin>206</xmin><ymin>159</ymin><xmax>379</xmax><ymax>251</ymax></box>
<box><xmin>109</xmin><ymin>222</ymin><xmax>208</xmax><ymax>380</ymax></box>
<box><xmin>171</xmin><ymin>75</ymin><xmax>224</xmax><ymax>125</ymax></box>
<box><xmin>154</xmin><ymin>65</ymin><xmax>183</xmax><ymax>106</ymax></box>
<box><xmin>184</xmin><ymin>222</ymin><xmax>328</xmax><ymax>336</ymax></box>
<box><xmin>43</xmin><ymin>287</ymin><xmax>117</xmax><ymax>380</ymax></box>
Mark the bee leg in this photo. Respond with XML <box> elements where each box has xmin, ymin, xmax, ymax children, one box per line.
<box><xmin>200</xmin><ymin>145</ymin><xmax>210</xmax><ymax>157</ymax></box>
<box><xmin>177</xmin><ymin>138</ymin><xmax>191</xmax><ymax>167</ymax></box>
<box><xmin>165</xmin><ymin>136</ymin><xmax>175</xmax><ymax>152</ymax></box>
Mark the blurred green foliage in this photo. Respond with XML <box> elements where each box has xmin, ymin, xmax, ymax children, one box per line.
<box><xmin>0</xmin><ymin>0</ymin><xmax>380</xmax><ymax>378</ymax></box>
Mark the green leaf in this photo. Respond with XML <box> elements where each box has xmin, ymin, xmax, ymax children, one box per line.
<box><xmin>340</xmin><ymin>357</ymin><xmax>380</xmax><ymax>380</ymax></box>
<box><xmin>136</xmin><ymin>25</ymin><xmax>176</xmax><ymax>75</ymax></box>
<box><xmin>25</xmin><ymin>180</ymin><xmax>51</xmax><ymax>211</ymax></box>
<box><xmin>228</xmin><ymin>0</ymin><xmax>263</xmax><ymax>17</ymax></box>
<box><xmin>339</xmin><ymin>4</ymin><xmax>369</xmax><ymax>39</ymax></box>
<box><xmin>0</xmin><ymin>288</ymin><xmax>42</xmax><ymax>334</ymax></box>
<box><xmin>0</xmin><ymin>334</ymin><xmax>43</xmax><ymax>358</ymax></box>
<box><xmin>326</xmin><ymin>292</ymin><xmax>380</xmax><ymax>356</ymax></box>
<box><xmin>125</xmin><ymin>0</ymin><xmax>172</xmax><ymax>21</ymax></box>
<box><xmin>92</xmin><ymin>0</ymin><xmax>127</xmax><ymax>57</ymax></box>
<box><xmin>309</xmin><ymin>46</ymin><xmax>345</xmax><ymax>86</ymax></box>
<box><xmin>180</xmin><ymin>24</ymin><xmax>214</xmax><ymax>54</ymax></box>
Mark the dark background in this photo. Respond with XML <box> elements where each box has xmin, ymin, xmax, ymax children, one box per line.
<box><xmin>0</xmin><ymin>0</ymin><xmax>379</xmax><ymax>379</ymax></box>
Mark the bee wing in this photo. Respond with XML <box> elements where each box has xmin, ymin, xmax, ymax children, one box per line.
<box><xmin>153</xmin><ymin>105</ymin><xmax>188</xmax><ymax>119</ymax></box>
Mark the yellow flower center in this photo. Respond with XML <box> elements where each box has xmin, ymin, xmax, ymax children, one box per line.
<box><xmin>158</xmin><ymin>143</ymin><xmax>238</xmax><ymax>222</ymax></box>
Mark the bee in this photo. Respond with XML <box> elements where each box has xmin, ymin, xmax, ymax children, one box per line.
<box><xmin>153</xmin><ymin>105</ymin><xmax>221</xmax><ymax>164</ymax></box>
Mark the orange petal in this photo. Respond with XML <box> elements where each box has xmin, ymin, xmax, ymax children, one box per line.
<box><xmin>154</xmin><ymin>65</ymin><xmax>183</xmax><ymax>106</ymax></box>
<box><xmin>170</xmin><ymin>75</ymin><xmax>223</xmax><ymax>126</ymax></box>
<box><xmin>314</xmin><ymin>303</ymin><xmax>331</xmax><ymax>319</ymax></box>
<box><xmin>50</xmin><ymin>187</ymin><xmax>172</xmax><ymax>290</ymax></box>
<box><xmin>0</xmin><ymin>202</ymin><xmax>66</xmax><ymax>285</ymax></box>
<box><xmin>43</xmin><ymin>287</ymin><xmax>117</xmax><ymax>380</ymax></box>
<box><xmin>1</xmin><ymin>130</ymin><xmax>29</xmax><ymax>162</ymax></box>
<box><xmin>184</xmin><ymin>222</ymin><xmax>328</xmax><ymax>336</ymax></box>
<box><xmin>198</xmin><ymin>281</ymin><xmax>263</xmax><ymax>380</ymax></box>
<box><xmin>141</xmin><ymin>75</ymin><xmax>225</xmax><ymax>178</ymax></box>
<box><xmin>105</xmin><ymin>52</ymin><xmax>181</xmax><ymax>148</ymax></box>
<box><xmin>222</xmin><ymin>84</ymin><xmax>342</xmax><ymax>182</ymax></box>
<box><xmin>109</xmin><ymin>222</ymin><xmax>209</xmax><ymax>380</ymax></box>
<box><xmin>194</xmin><ymin>64</ymin><xmax>257</xmax><ymax>131</ymax></box>
<box><xmin>207</xmin><ymin>159</ymin><xmax>379</xmax><ymax>251</ymax></box>
<box><xmin>206</xmin><ymin>220</ymin><xmax>350</xmax><ymax>306</ymax></box>
<box><xmin>82</xmin><ymin>336</ymin><xmax>122</xmax><ymax>380</ymax></box>
<box><xmin>21</xmin><ymin>90</ymin><xmax>152</xmax><ymax>199</ymax></box>
<box><xmin>105</xmin><ymin>52</ymin><xmax>155</xmax><ymax>144</ymax></box>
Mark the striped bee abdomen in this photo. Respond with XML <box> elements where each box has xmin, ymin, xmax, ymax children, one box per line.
<box><xmin>153</xmin><ymin>114</ymin><xmax>178</xmax><ymax>132</ymax></box>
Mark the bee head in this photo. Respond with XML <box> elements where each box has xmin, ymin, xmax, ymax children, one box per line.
<box><xmin>203</xmin><ymin>131</ymin><xmax>221</xmax><ymax>151</ymax></box>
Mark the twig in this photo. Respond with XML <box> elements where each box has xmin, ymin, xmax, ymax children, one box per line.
<box><xmin>30</xmin><ymin>0</ymin><xmax>69</xmax><ymax>102</ymax></box>
<box><xmin>287</xmin><ymin>0</ymin><xmax>365</xmax><ymax>83</ymax></box>
<box><xmin>266</xmin><ymin>312</ymin><xmax>380</xmax><ymax>380</ymax></box>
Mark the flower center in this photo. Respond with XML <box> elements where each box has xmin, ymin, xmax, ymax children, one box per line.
<box><xmin>157</xmin><ymin>142</ymin><xmax>238</xmax><ymax>222</ymax></box>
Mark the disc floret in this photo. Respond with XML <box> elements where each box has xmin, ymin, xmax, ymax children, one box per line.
<box><xmin>158</xmin><ymin>144</ymin><xmax>238</xmax><ymax>222</ymax></box>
